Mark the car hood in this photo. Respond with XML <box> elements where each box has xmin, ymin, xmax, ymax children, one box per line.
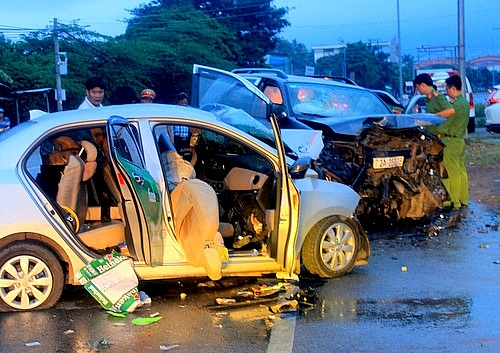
<box><xmin>297</xmin><ymin>113</ymin><xmax>446</xmax><ymax>136</ymax></box>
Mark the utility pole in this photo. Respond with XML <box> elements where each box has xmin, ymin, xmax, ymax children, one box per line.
<box><xmin>457</xmin><ymin>0</ymin><xmax>466</xmax><ymax>93</ymax></box>
<box><xmin>54</xmin><ymin>18</ymin><xmax>63</xmax><ymax>111</ymax></box>
<box><xmin>397</xmin><ymin>0</ymin><xmax>404</xmax><ymax>100</ymax></box>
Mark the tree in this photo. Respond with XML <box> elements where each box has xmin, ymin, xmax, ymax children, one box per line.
<box><xmin>1</xmin><ymin>1</ymin><xmax>291</xmax><ymax>114</ymax></box>
<box><xmin>315</xmin><ymin>54</ymin><xmax>344</xmax><ymax>77</ymax></box>
<box><xmin>272</xmin><ymin>39</ymin><xmax>314</xmax><ymax>75</ymax></box>
<box><xmin>123</xmin><ymin>3</ymin><xmax>242</xmax><ymax>101</ymax></box>
<box><xmin>314</xmin><ymin>41</ymin><xmax>399</xmax><ymax>93</ymax></box>
<box><xmin>191</xmin><ymin>0</ymin><xmax>289</xmax><ymax>67</ymax></box>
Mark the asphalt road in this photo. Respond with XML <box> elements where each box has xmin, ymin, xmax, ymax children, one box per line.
<box><xmin>1</xmin><ymin>203</ymin><xmax>499</xmax><ymax>353</ymax></box>
<box><xmin>469</xmin><ymin>126</ymin><xmax>500</xmax><ymax>140</ymax></box>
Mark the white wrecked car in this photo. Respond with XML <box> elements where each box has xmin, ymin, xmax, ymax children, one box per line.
<box><xmin>0</xmin><ymin>66</ymin><xmax>369</xmax><ymax>311</ymax></box>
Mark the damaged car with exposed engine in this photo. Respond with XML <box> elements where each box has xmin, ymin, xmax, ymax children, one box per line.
<box><xmin>229</xmin><ymin>68</ymin><xmax>450</xmax><ymax>222</ymax></box>
<box><xmin>0</xmin><ymin>65</ymin><xmax>371</xmax><ymax>311</ymax></box>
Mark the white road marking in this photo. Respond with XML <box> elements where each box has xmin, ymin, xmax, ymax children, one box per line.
<box><xmin>267</xmin><ymin>316</ymin><xmax>296</xmax><ymax>353</ymax></box>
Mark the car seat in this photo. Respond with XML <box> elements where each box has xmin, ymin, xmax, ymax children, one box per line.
<box><xmin>158</xmin><ymin>132</ymin><xmax>230</xmax><ymax>280</ymax></box>
<box><xmin>55</xmin><ymin>139</ymin><xmax>125</xmax><ymax>250</ymax></box>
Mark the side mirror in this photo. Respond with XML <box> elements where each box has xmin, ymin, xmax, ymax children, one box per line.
<box><xmin>289</xmin><ymin>156</ymin><xmax>312</xmax><ymax>179</ymax></box>
<box><xmin>271</xmin><ymin>104</ymin><xmax>288</xmax><ymax>120</ymax></box>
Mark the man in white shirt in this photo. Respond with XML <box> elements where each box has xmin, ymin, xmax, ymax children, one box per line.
<box><xmin>78</xmin><ymin>77</ymin><xmax>106</xmax><ymax>109</ymax></box>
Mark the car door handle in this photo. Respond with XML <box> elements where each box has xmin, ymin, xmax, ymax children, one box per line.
<box><xmin>132</xmin><ymin>172</ymin><xmax>145</xmax><ymax>186</ymax></box>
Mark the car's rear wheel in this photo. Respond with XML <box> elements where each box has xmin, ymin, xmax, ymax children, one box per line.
<box><xmin>302</xmin><ymin>216</ymin><xmax>360</xmax><ymax>278</ymax></box>
<box><xmin>0</xmin><ymin>243</ymin><xmax>64</xmax><ymax>312</ymax></box>
<box><xmin>468</xmin><ymin>116</ymin><xmax>475</xmax><ymax>134</ymax></box>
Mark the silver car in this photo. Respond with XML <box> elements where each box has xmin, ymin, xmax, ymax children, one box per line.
<box><xmin>0</xmin><ymin>69</ymin><xmax>369</xmax><ymax>311</ymax></box>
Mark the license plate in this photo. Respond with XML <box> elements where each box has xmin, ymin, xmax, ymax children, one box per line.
<box><xmin>372</xmin><ymin>156</ymin><xmax>404</xmax><ymax>169</ymax></box>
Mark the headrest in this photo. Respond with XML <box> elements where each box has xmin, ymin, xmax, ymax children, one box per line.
<box><xmin>80</xmin><ymin>140</ymin><xmax>97</xmax><ymax>162</ymax></box>
<box><xmin>80</xmin><ymin>140</ymin><xmax>98</xmax><ymax>181</ymax></box>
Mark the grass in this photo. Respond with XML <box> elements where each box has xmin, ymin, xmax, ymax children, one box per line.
<box><xmin>465</xmin><ymin>139</ymin><xmax>500</xmax><ymax>166</ymax></box>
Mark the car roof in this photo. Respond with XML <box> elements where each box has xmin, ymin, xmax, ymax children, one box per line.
<box><xmin>31</xmin><ymin>104</ymin><xmax>217</xmax><ymax>125</ymax></box>
<box><xmin>0</xmin><ymin>104</ymin><xmax>218</xmax><ymax>156</ymax></box>
<box><xmin>235</xmin><ymin>70</ymin><xmax>370</xmax><ymax>91</ymax></box>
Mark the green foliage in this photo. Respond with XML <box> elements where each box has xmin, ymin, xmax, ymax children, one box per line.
<box><xmin>272</xmin><ymin>39</ymin><xmax>314</xmax><ymax>75</ymax></box>
<box><xmin>465</xmin><ymin>140</ymin><xmax>500</xmax><ymax>166</ymax></box>
<box><xmin>0</xmin><ymin>1</ymin><xmax>289</xmax><ymax>118</ymax></box>
<box><xmin>121</xmin><ymin>3</ymin><xmax>242</xmax><ymax>101</ymax></box>
<box><xmin>475</xmin><ymin>102</ymin><xmax>485</xmax><ymax>119</ymax></box>
<box><xmin>467</xmin><ymin>66</ymin><xmax>500</xmax><ymax>92</ymax></box>
<box><xmin>314</xmin><ymin>42</ymin><xmax>399</xmax><ymax>94</ymax></box>
<box><xmin>192</xmin><ymin>0</ymin><xmax>289</xmax><ymax>67</ymax></box>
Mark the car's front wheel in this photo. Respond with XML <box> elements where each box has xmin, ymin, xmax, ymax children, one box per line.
<box><xmin>0</xmin><ymin>243</ymin><xmax>64</xmax><ymax>312</ymax></box>
<box><xmin>302</xmin><ymin>216</ymin><xmax>360</xmax><ymax>278</ymax></box>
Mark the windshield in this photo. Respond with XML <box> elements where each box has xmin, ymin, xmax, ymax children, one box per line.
<box><xmin>196</xmin><ymin>67</ymin><xmax>269</xmax><ymax>123</ymax></box>
<box><xmin>285</xmin><ymin>82</ymin><xmax>391</xmax><ymax>117</ymax></box>
<box><xmin>200</xmin><ymin>103</ymin><xmax>297</xmax><ymax>159</ymax></box>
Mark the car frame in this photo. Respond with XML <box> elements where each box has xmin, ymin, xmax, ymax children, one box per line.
<box><xmin>0</xmin><ymin>73</ymin><xmax>369</xmax><ymax>311</ymax></box>
<box><xmin>371</xmin><ymin>89</ymin><xmax>404</xmax><ymax>114</ymax></box>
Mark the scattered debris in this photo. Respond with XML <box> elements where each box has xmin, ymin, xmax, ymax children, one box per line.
<box><xmin>93</xmin><ymin>339</ymin><xmax>113</xmax><ymax>350</ymax></box>
<box><xmin>131</xmin><ymin>316</ymin><xmax>163</xmax><ymax>326</ymax></box>
<box><xmin>160</xmin><ymin>344</ymin><xmax>180</xmax><ymax>351</ymax></box>
<box><xmin>107</xmin><ymin>311</ymin><xmax>127</xmax><ymax>318</ymax></box>
<box><xmin>401</xmin><ymin>266</ymin><xmax>408</xmax><ymax>272</ymax></box>
<box><xmin>25</xmin><ymin>342</ymin><xmax>40</xmax><ymax>347</ymax></box>
<box><xmin>269</xmin><ymin>299</ymin><xmax>299</xmax><ymax>314</ymax></box>
<box><xmin>180</xmin><ymin>293</ymin><xmax>187</xmax><ymax>300</ymax></box>
<box><xmin>139</xmin><ymin>291</ymin><xmax>152</xmax><ymax>306</ymax></box>
<box><xmin>63</xmin><ymin>329</ymin><xmax>74</xmax><ymax>335</ymax></box>
<box><xmin>76</xmin><ymin>251</ymin><xmax>143</xmax><ymax>313</ymax></box>
<box><xmin>216</xmin><ymin>298</ymin><xmax>236</xmax><ymax>305</ymax></box>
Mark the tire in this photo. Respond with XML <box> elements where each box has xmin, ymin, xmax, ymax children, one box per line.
<box><xmin>467</xmin><ymin>116</ymin><xmax>475</xmax><ymax>134</ymax></box>
<box><xmin>0</xmin><ymin>242</ymin><xmax>65</xmax><ymax>312</ymax></box>
<box><xmin>302</xmin><ymin>216</ymin><xmax>360</xmax><ymax>278</ymax></box>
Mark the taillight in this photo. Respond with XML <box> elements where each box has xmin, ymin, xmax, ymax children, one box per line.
<box><xmin>469</xmin><ymin>92</ymin><xmax>474</xmax><ymax>109</ymax></box>
<box><xmin>486</xmin><ymin>90</ymin><xmax>500</xmax><ymax>106</ymax></box>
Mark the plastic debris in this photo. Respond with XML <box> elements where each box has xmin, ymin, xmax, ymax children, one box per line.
<box><xmin>76</xmin><ymin>251</ymin><xmax>142</xmax><ymax>313</ymax></box>
<box><xmin>180</xmin><ymin>293</ymin><xmax>187</xmax><ymax>300</ymax></box>
<box><xmin>269</xmin><ymin>299</ymin><xmax>299</xmax><ymax>314</ymax></box>
<box><xmin>160</xmin><ymin>344</ymin><xmax>180</xmax><ymax>351</ymax></box>
<box><xmin>95</xmin><ymin>339</ymin><xmax>113</xmax><ymax>349</ymax></box>
<box><xmin>25</xmin><ymin>342</ymin><xmax>41</xmax><ymax>347</ymax></box>
<box><xmin>139</xmin><ymin>291</ymin><xmax>152</xmax><ymax>306</ymax></box>
<box><xmin>216</xmin><ymin>298</ymin><xmax>236</xmax><ymax>305</ymax></box>
<box><xmin>64</xmin><ymin>329</ymin><xmax>75</xmax><ymax>335</ymax></box>
<box><xmin>107</xmin><ymin>311</ymin><xmax>127</xmax><ymax>318</ymax></box>
<box><xmin>401</xmin><ymin>266</ymin><xmax>408</xmax><ymax>272</ymax></box>
<box><xmin>131</xmin><ymin>316</ymin><xmax>163</xmax><ymax>325</ymax></box>
<box><xmin>150</xmin><ymin>312</ymin><xmax>160</xmax><ymax>318</ymax></box>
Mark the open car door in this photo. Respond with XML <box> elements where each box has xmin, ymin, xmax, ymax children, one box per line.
<box><xmin>107</xmin><ymin>115</ymin><xmax>164</xmax><ymax>266</ymax></box>
<box><xmin>192</xmin><ymin>64</ymin><xmax>300</xmax><ymax>277</ymax></box>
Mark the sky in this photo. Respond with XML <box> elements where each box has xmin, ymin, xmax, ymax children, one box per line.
<box><xmin>1</xmin><ymin>0</ymin><xmax>499</xmax><ymax>61</ymax></box>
